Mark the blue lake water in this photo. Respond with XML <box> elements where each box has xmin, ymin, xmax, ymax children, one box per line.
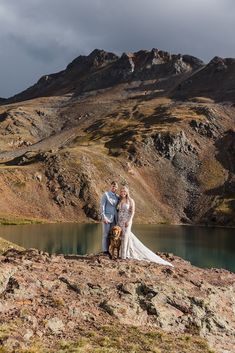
<box><xmin>0</xmin><ymin>223</ymin><xmax>234</xmax><ymax>272</ymax></box>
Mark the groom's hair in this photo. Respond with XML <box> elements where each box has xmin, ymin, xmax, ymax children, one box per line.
<box><xmin>111</xmin><ymin>181</ymin><xmax>118</xmax><ymax>186</ymax></box>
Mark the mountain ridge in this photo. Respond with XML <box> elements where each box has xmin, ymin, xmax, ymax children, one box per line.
<box><xmin>4</xmin><ymin>48</ymin><xmax>205</xmax><ymax>103</ymax></box>
<box><xmin>0</xmin><ymin>47</ymin><xmax>234</xmax><ymax>226</ymax></box>
<box><xmin>2</xmin><ymin>49</ymin><xmax>235</xmax><ymax>104</ymax></box>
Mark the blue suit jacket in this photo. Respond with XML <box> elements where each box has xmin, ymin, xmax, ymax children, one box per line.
<box><xmin>100</xmin><ymin>191</ymin><xmax>119</xmax><ymax>223</ymax></box>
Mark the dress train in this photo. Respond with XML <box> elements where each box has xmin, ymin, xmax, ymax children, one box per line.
<box><xmin>117</xmin><ymin>200</ymin><xmax>173</xmax><ymax>267</ymax></box>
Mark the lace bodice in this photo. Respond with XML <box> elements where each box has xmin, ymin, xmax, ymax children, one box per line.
<box><xmin>119</xmin><ymin>201</ymin><xmax>131</xmax><ymax>213</ymax></box>
<box><xmin>118</xmin><ymin>201</ymin><xmax>134</xmax><ymax>225</ymax></box>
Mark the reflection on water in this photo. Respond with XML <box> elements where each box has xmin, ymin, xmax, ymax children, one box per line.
<box><xmin>133</xmin><ymin>224</ymin><xmax>235</xmax><ymax>272</ymax></box>
<box><xmin>0</xmin><ymin>223</ymin><xmax>234</xmax><ymax>272</ymax></box>
<box><xmin>0</xmin><ymin>223</ymin><xmax>101</xmax><ymax>255</ymax></box>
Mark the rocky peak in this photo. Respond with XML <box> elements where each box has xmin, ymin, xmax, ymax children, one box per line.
<box><xmin>114</xmin><ymin>48</ymin><xmax>204</xmax><ymax>77</ymax></box>
<box><xmin>66</xmin><ymin>49</ymin><xmax>119</xmax><ymax>72</ymax></box>
<box><xmin>182</xmin><ymin>54</ymin><xmax>204</xmax><ymax>69</ymax></box>
<box><xmin>117</xmin><ymin>49</ymin><xmax>173</xmax><ymax>73</ymax></box>
<box><xmin>132</xmin><ymin>49</ymin><xmax>203</xmax><ymax>72</ymax></box>
<box><xmin>127</xmin><ymin>49</ymin><xmax>169</xmax><ymax>71</ymax></box>
<box><xmin>151</xmin><ymin>48</ymin><xmax>172</xmax><ymax>63</ymax></box>
<box><xmin>208</xmin><ymin>55</ymin><xmax>235</xmax><ymax>72</ymax></box>
<box><xmin>116</xmin><ymin>52</ymin><xmax>135</xmax><ymax>73</ymax></box>
<box><xmin>88</xmin><ymin>49</ymin><xmax>119</xmax><ymax>64</ymax></box>
<box><xmin>207</xmin><ymin>56</ymin><xmax>228</xmax><ymax>72</ymax></box>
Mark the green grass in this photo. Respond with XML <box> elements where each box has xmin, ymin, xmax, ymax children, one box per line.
<box><xmin>215</xmin><ymin>197</ymin><xmax>235</xmax><ymax>215</ymax></box>
<box><xmin>57</xmin><ymin>325</ymin><xmax>214</xmax><ymax>353</ymax></box>
<box><xmin>0</xmin><ymin>216</ymin><xmax>45</xmax><ymax>225</ymax></box>
<box><xmin>0</xmin><ymin>236</ymin><xmax>24</xmax><ymax>253</ymax></box>
<box><xmin>0</xmin><ymin>324</ymin><xmax>214</xmax><ymax>353</ymax></box>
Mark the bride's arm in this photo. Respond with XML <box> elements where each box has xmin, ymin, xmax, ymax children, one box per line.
<box><xmin>125</xmin><ymin>198</ymin><xmax>135</xmax><ymax>227</ymax></box>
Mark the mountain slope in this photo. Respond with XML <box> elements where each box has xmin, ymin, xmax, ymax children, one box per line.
<box><xmin>0</xmin><ymin>48</ymin><xmax>234</xmax><ymax>226</ymax></box>
<box><xmin>172</xmin><ymin>56</ymin><xmax>235</xmax><ymax>102</ymax></box>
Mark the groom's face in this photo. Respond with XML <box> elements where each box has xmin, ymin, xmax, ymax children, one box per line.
<box><xmin>111</xmin><ymin>184</ymin><xmax>118</xmax><ymax>193</ymax></box>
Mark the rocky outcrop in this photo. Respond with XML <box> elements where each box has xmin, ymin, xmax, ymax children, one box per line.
<box><xmin>43</xmin><ymin>151</ymin><xmax>100</xmax><ymax>219</ymax></box>
<box><xmin>0</xmin><ymin>248</ymin><xmax>234</xmax><ymax>352</ymax></box>
<box><xmin>153</xmin><ymin>130</ymin><xmax>197</xmax><ymax>160</ymax></box>
<box><xmin>190</xmin><ymin>119</ymin><xmax>218</xmax><ymax>138</ymax></box>
<box><xmin>66</xmin><ymin>49</ymin><xmax>119</xmax><ymax>72</ymax></box>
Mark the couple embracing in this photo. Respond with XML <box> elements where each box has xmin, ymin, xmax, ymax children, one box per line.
<box><xmin>100</xmin><ymin>181</ymin><xmax>173</xmax><ymax>266</ymax></box>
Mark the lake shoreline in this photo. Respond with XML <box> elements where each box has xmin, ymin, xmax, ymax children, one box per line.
<box><xmin>1</xmin><ymin>218</ymin><xmax>235</xmax><ymax>229</ymax></box>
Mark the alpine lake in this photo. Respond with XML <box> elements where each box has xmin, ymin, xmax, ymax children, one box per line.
<box><xmin>0</xmin><ymin>223</ymin><xmax>234</xmax><ymax>272</ymax></box>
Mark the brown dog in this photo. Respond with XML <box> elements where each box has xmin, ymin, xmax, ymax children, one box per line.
<box><xmin>108</xmin><ymin>225</ymin><xmax>122</xmax><ymax>259</ymax></box>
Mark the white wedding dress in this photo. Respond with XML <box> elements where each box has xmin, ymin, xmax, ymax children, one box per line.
<box><xmin>117</xmin><ymin>200</ymin><xmax>174</xmax><ymax>267</ymax></box>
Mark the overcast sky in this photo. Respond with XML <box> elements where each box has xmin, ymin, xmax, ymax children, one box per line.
<box><xmin>0</xmin><ymin>0</ymin><xmax>234</xmax><ymax>97</ymax></box>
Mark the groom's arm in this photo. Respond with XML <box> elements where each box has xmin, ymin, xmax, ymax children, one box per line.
<box><xmin>100</xmin><ymin>193</ymin><xmax>109</xmax><ymax>223</ymax></box>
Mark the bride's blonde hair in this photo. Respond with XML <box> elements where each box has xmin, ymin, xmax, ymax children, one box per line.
<box><xmin>120</xmin><ymin>185</ymin><xmax>132</xmax><ymax>206</ymax></box>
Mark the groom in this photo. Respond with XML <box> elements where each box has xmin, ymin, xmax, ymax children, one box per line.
<box><xmin>100</xmin><ymin>181</ymin><xmax>119</xmax><ymax>254</ymax></box>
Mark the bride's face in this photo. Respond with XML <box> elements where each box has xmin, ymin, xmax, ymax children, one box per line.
<box><xmin>120</xmin><ymin>188</ymin><xmax>127</xmax><ymax>198</ymax></box>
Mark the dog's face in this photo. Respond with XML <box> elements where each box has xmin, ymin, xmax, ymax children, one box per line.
<box><xmin>109</xmin><ymin>225</ymin><xmax>122</xmax><ymax>240</ymax></box>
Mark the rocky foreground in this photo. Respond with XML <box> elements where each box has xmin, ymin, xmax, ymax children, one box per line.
<box><xmin>0</xmin><ymin>247</ymin><xmax>234</xmax><ymax>353</ymax></box>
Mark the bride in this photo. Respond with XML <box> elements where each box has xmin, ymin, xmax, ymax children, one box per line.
<box><xmin>117</xmin><ymin>185</ymin><xmax>174</xmax><ymax>267</ymax></box>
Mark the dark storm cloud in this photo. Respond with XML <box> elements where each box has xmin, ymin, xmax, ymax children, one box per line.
<box><xmin>0</xmin><ymin>0</ymin><xmax>234</xmax><ymax>97</ymax></box>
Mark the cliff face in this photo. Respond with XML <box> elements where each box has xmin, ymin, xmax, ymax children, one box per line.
<box><xmin>0</xmin><ymin>48</ymin><xmax>234</xmax><ymax>225</ymax></box>
<box><xmin>0</xmin><ymin>248</ymin><xmax>234</xmax><ymax>353</ymax></box>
